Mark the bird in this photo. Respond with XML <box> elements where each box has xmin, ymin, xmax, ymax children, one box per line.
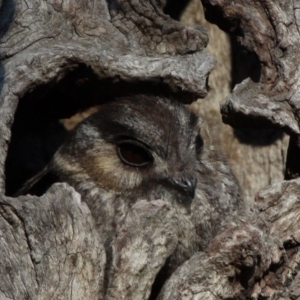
<box><xmin>16</xmin><ymin>95</ymin><xmax>242</xmax><ymax>271</ymax></box>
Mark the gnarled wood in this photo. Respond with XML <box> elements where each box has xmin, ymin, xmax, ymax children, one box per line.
<box><xmin>1</xmin><ymin>0</ymin><xmax>300</xmax><ymax>299</ymax></box>
<box><xmin>0</xmin><ymin>184</ymin><xmax>105</xmax><ymax>299</ymax></box>
<box><xmin>201</xmin><ymin>0</ymin><xmax>300</xmax><ymax>180</ymax></box>
<box><xmin>201</xmin><ymin>0</ymin><xmax>300</xmax><ymax>135</ymax></box>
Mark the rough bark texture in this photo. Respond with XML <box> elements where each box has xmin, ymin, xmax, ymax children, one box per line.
<box><xmin>200</xmin><ymin>0</ymin><xmax>300</xmax><ymax>181</ymax></box>
<box><xmin>1</xmin><ymin>0</ymin><xmax>300</xmax><ymax>299</ymax></box>
<box><xmin>201</xmin><ymin>0</ymin><xmax>300</xmax><ymax>134</ymax></box>
<box><xmin>0</xmin><ymin>184</ymin><xmax>106</xmax><ymax>299</ymax></box>
<box><xmin>183</xmin><ymin>0</ymin><xmax>289</xmax><ymax>204</ymax></box>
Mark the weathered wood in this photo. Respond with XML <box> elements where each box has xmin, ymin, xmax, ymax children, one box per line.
<box><xmin>201</xmin><ymin>0</ymin><xmax>300</xmax><ymax>180</ymax></box>
<box><xmin>0</xmin><ymin>0</ymin><xmax>215</xmax><ymax>299</ymax></box>
<box><xmin>0</xmin><ymin>184</ymin><xmax>105</xmax><ymax>299</ymax></box>
<box><xmin>184</xmin><ymin>0</ymin><xmax>288</xmax><ymax>204</ymax></box>
<box><xmin>0</xmin><ymin>0</ymin><xmax>215</xmax><ymax>195</ymax></box>
<box><xmin>1</xmin><ymin>0</ymin><xmax>300</xmax><ymax>299</ymax></box>
<box><xmin>107</xmin><ymin>200</ymin><xmax>178</xmax><ymax>300</ymax></box>
<box><xmin>157</xmin><ymin>217</ymin><xmax>284</xmax><ymax>299</ymax></box>
<box><xmin>201</xmin><ymin>0</ymin><xmax>300</xmax><ymax>133</ymax></box>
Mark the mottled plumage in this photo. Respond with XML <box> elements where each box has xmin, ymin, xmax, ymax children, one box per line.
<box><xmin>18</xmin><ymin>95</ymin><xmax>242</xmax><ymax>269</ymax></box>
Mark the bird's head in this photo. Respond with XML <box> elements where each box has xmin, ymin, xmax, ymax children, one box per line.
<box><xmin>55</xmin><ymin>96</ymin><xmax>204</xmax><ymax>204</ymax></box>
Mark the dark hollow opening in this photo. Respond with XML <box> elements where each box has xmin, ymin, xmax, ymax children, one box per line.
<box><xmin>230</xmin><ymin>36</ymin><xmax>262</xmax><ymax>87</ymax></box>
<box><xmin>5</xmin><ymin>63</ymin><xmax>196</xmax><ymax>196</ymax></box>
<box><xmin>149</xmin><ymin>257</ymin><xmax>171</xmax><ymax>300</ymax></box>
<box><xmin>163</xmin><ymin>0</ymin><xmax>192</xmax><ymax>21</ymax></box>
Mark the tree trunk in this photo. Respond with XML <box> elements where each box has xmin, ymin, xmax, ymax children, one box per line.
<box><xmin>182</xmin><ymin>0</ymin><xmax>289</xmax><ymax>204</ymax></box>
<box><xmin>1</xmin><ymin>0</ymin><xmax>300</xmax><ymax>299</ymax></box>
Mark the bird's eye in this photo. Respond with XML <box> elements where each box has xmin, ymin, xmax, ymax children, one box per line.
<box><xmin>117</xmin><ymin>140</ymin><xmax>153</xmax><ymax>167</ymax></box>
<box><xmin>195</xmin><ymin>135</ymin><xmax>204</xmax><ymax>153</ymax></box>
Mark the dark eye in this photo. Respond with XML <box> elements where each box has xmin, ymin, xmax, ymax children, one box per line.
<box><xmin>117</xmin><ymin>140</ymin><xmax>153</xmax><ymax>167</ymax></box>
<box><xmin>195</xmin><ymin>135</ymin><xmax>204</xmax><ymax>153</ymax></box>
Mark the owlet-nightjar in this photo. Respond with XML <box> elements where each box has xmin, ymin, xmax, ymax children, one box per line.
<box><xmin>17</xmin><ymin>95</ymin><xmax>242</xmax><ymax>269</ymax></box>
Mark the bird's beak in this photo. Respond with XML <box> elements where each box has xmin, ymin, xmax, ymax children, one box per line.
<box><xmin>167</xmin><ymin>174</ymin><xmax>197</xmax><ymax>198</ymax></box>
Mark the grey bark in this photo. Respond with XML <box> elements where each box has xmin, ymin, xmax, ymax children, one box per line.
<box><xmin>183</xmin><ymin>0</ymin><xmax>288</xmax><ymax>204</ymax></box>
<box><xmin>0</xmin><ymin>0</ymin><xmax>300</xmax><ymax>299</ymax></box>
